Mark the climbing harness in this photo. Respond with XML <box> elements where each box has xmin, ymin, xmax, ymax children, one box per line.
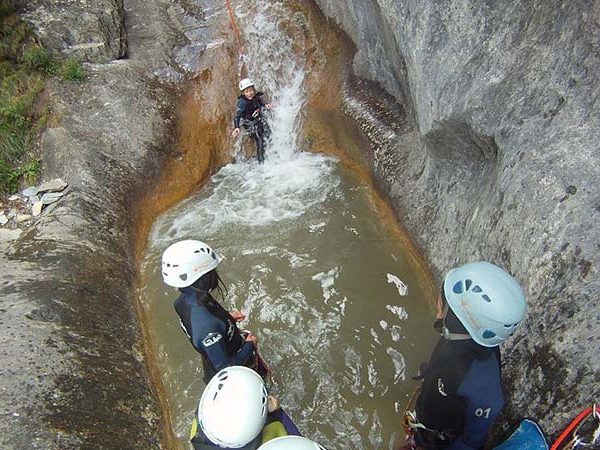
<box><xmin>401</xmin><ymin>385</ymin><xmax>448</xmax><ymax>449</ymax></box>
<box><xmin>551</xmin><ymin>405</ymin><xmax>600</xmax><ymax>450</ymax></box>
<box><xmin>224</xmin><ymin>0</ymin><xmax>247</xmax><ymax>76</ymax></box>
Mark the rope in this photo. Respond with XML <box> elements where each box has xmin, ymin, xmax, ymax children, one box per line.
<box><xmin>224</xmin><ymin>0</ymin><xmax>246</xmax><ymax>76</ymax></box>
<box><xmin>551</xmin><ymin>406</ymin><xmax>600</xmax><ymax>450</ymax></box>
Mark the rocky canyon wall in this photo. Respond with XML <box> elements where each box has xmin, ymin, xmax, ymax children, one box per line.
<box><xmin>313</xmin><ymin>0</ymin><xmax>600</xmax><ymax>437</ymax></box>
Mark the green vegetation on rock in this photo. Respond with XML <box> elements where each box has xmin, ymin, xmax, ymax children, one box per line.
<box><xmin>0</xmin><ymin>2</ymin><xmax>86</xmax><ymax>193</ymax></box>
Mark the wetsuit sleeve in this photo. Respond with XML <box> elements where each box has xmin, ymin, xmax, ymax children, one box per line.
<box><xmin>270</xmin><ymin>408</ymin><xmax>301</xmax><ymax>436</ymax></box>
<box><xmin>234</xmin><ymin>98</ymin><xmax>245</xmax><ymax>128</ymax></box>
<box><xmin>229</xmin><ymin>340</ymin><xmax>255</xmax><ymax>367</ymax></box>
<box><xmin>185</xmin><ymin>308</ymin><xmax>232</xmax><ymax>371</ymax></box>
<box><xmin>446</xmin><ymin>357</ymin><xmax>504</xmax><ymax>450</ymax></box>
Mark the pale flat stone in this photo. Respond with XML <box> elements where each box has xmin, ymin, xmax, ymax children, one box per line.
<box><xmin>8</xmin><ymin>195</ymin><xmax>20</xmax><ymax>201</ymax></box>
<box><xmin>41</xmin><ymin>192</ymin><xmax>64</xmax><ymax>205</ymax></box>
<box><xmin>32</xmin><ymin>202</ymin><xmax>44</xmax><ymax>217</ymax></box>
<box><xmin>16</xmin><ymin>214</ymin><xmax>32</xmax><ymax>223</ymax></box>
<box><xmin>0</xmin><ymin>214</ymin><xmax>8</xmax><ymax>225</ymax></box>
<box><xmin>0</xmin><ymin>228</ymin><xmax>22</xmax><ymax>242</ymax></box>
<box><xmin>38</xmin><ymin>179</ymin><xmax>68</xmax><ymax>193</ymax></box>
<box><xmin>22</xmin><ymin>187</ymin><xmax>39</xmax><ymax>197</ymax></box>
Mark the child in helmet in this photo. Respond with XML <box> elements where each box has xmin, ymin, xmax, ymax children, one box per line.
<box><xmin>402</xmin><ymin>262</ymin><xmax>527</xmax><ymax>450</ymax></box>
<box><xmin>231</xmin><ymin>78</ymin><xmax>272</xmax><ymax>163</ymax></box>
<box><xmin>161</xmin><ymin>240</ymin><xmax>261</xmax><ymax>383</ymax></box>
<box><xmin>190</xmin><ymin>366</ymin><xmax>302</xmax><ymax>450</ymax></box>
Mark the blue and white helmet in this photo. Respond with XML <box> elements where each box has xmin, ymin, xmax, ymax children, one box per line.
<box><xmin>443</xmin><ymin>262</ymin><xmax>526</xmax><ymax>347</ymax></box>
<box><xmin>257</xmin><ymin>436</ymin><xmax>328</xmax><ymax>450</ymax></box>
<box><xmin>161</xmin><ymin>240</ymin><xmax>220</xmax><ymax>288</ymax></box>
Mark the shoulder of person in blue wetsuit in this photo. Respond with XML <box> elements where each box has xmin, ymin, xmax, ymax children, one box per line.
<box><xmin>410</xmin><ymin>262</ymin><xmax>527</xmax><ymax>450</ymax></box>
<box><xmin>233</xmin><ymin>78</ymin><xmax>271</xmax><ymax>131</ymax></box>
<box><xmin>234</xmin><ymin>92</ymin><xmax>267</xmax><ymax>128</ymax></box>
<box><xmin>173</xmin><ymin>287</ymin><xmax>255</xmax><ymax>373</ymax></box>
<box><xmin>416</xmin><ymin>338</ymin><xmax>504</xmax><ymax>450</ymax></box>
<box><xmin>161</xmin><ymin>240</ymin><xmax>257</xmax><ymax>382</ymax></box>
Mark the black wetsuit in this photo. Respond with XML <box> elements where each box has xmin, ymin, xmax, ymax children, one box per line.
<box><xmin>234</xmin><ymin>92</ymin><xmax>271</xmax><ymax>163</ymax></box>
<box><xmin>174</xmin><ymin>287</ymin><xmax>255</xmax><ymax>382</ymax></box>
<box><xmin>414</xmin><ymin>338</ymin><xmax>504</xmax><ymax>450</ymax></box>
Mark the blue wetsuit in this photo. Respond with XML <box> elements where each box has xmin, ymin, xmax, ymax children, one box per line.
<box><xmin>233</xmin><ymin>92</ymin><xmax>270</xmax><ymax>163</ymax></box>
<box><xmin>415</xmin><ymin>338</ymin><xmax>504</xmax><ymax>450</ymax></box>
<box><xmin>174</xmin><ymin>287</ymin><xmax>255</xmax><ymax>381</ymax></box>
<box><xmin>234</xmin><ymin>92</ymin><xmax>267</xmax><ymax>128</ymax></box>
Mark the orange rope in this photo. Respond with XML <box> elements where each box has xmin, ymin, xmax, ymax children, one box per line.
<box><xmin>224</xmin><ymin>0</ymin><xmax>245</xmax><ymax>70</ymax></box>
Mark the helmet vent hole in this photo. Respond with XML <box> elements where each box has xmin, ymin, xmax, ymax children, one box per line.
<box><xmin>194</xmin><ymin>250</ymin><xmax>200</xmax><ymax>253</ymax></box>
<box><xmin>453</xmin><ymin>281</ymin><xmax>463</xmax><ymax>294</ymax></box>
<box><xmin>217</xmin><ymin>383</ymin><xmax>224</xmax><ymax>391</ymax></box>
<box><xmin>503</xmin><ymin>324</ymin><xmax>512</xmax><ymax>328</ymax></box>
<box><xmin>472</xmin><ymin>285</ymin><xmax>483</xmax><ymax>293</ymax></box>
<box><xmin>212</xmin><ymin>391</ymin><xmax>218</xmax><ymax>401</ymax></box>
<box><xmin>465</xmin><ymin>279</ymin><xmax>472</xmax><ymax>291</ymax></box>
<box><xmin>481</xmin><ymin>294</ymin><xmax>491</xmax><ymax>303</ymax></box>
<box><xmin>172</xmin><ymin>264</ymin><xmax>179</xmax><ymax>268</ymax></box>
<box><xmin>483</xmin><ymin>330</ymin><xmax>497</xmax><ymax>339</ymax></box>
<box><xmin>179</xmin><ymin>274</ymin><xmax>188</xmax><ymax>281</ymax></box>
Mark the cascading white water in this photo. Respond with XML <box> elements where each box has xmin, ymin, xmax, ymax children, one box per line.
<box><xmin>140</xmin><ymin>2</ymin><xmax>436</xmax><ymax>449</ymax></box>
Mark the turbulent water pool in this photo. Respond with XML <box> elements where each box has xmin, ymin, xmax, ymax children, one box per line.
<box><xmin>139</xmin><ymin>1</ymin><xmax>437</xmax><ymax>449</ymax></box>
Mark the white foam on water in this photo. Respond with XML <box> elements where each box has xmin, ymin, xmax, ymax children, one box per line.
<box><xmin>386</xmin><ymin>304</ymin><xmax>409</xmax><ymax>321</ymax></box>
<box><xmin>312</xmin><ymin>267</ymin><xmax>340</xmax><ymax>304</ymax></box>
<box><xmin>387</xmin><ymin>273</ymin><xmax>409</xmax><ymax>296</ymax></box>
<box><xmin>386</xmin><ymin>347</ymin><xmax>407</xmax><ymax>383</ymax></box>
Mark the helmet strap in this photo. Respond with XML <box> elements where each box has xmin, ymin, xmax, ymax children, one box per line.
<box><xmin>442</xmin><ymin>327</ymin><xmax>472</xmax><ymax>341</ymax></box>
<box><xmin>442</xmin><ymin>304</ymin><xmax>472</xmax><ymax>341</ymax></box>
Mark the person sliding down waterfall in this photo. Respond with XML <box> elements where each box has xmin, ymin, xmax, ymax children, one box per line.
<box><xmin>400</xmin><ymin>262</ymin><xmax>527</xmax><ymax>450</ymax></box>
<box><xmin>161</xmin><ymin>240</ymin><xmax>266</xmax><ymax>383</ymax></box>
<box><xmin>232</xmin><ymin>78</ymin><xmax>272</xmax><ymax>164</ymax></box>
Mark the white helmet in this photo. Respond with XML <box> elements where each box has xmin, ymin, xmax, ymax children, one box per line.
<box><xmin>258</xmin><ymin>436</ymin><xmax>327</xmax><ymax>450</ymax></box>
<box><xmin>239</xmin><ymin>78</ymin><xmax>255</xmax><ymax>91</ymax></box>
<box><xmin>443</xmin><ymin>262</ymin><xmax>527</xmax><ymax>347</ymax></box>
<box><xmin>199</xmin><ymin>366</ymin><xmax>268</xmax><ymax>448</ymax></box>
<box><xmin>161</xmin><ymin>240</ymin><xmax>220</xmax><ymax>288</ymax></box>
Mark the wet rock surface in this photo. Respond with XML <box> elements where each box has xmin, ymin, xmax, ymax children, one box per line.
<box><xmin>23</xmin><ymin>0</ymin><xmax>127</xmax><ymax>63</ymax></box>
<box><xmin>313</xmin><ymin>0</ymin><xmax>599</xmax><ymax>437</ymax></box>
<box><xmin>0</xmin><ymin>0</ymin><xmax>231</xmax><ymax>449</ymax></box>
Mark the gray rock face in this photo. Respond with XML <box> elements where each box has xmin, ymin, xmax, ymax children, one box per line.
<box><xmin>0</xmin><ymin>0</ymin><xmax>221</xmax><ymax>448</ymax></box>
<box><xmin>23</xmin><ymin>0</ymin><xmax>127</xmax><ymax>62</ymax></box>
<box><xmin>313</xmin><ymin>0</ymin><xmax>600</xmax><ymax>437</ymax></box>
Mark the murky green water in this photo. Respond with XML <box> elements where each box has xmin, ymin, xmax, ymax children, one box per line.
<box><xmin>139</xmin><ymin>1</ymin><xmax>437</xmax><ymax>449</ymax></box>
<box><xmin>140</xmin><ymin>158</ymin><xmax>437</xmax><ymax>449</ymax></box>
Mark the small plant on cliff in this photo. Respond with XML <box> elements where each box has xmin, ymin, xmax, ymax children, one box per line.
<box><xmin>0</xmin><ymin>7</ymin><xmax>44</xmax><ymax>193</ymax></box>
<box><xmin>23</xmin><ymin>46</ymin><xmax>58</xmax><ymax>75</ymax></box>
<box><xmin>61</xmin><ymin>58</ymin><xmax>86</xmax><ymax>82</ymax></box>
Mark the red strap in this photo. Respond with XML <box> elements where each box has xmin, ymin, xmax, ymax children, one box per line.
<box><xmin>551</xmin><ymin>406</ymin><xmax>599</xmax><ymax>449</ymax></box>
